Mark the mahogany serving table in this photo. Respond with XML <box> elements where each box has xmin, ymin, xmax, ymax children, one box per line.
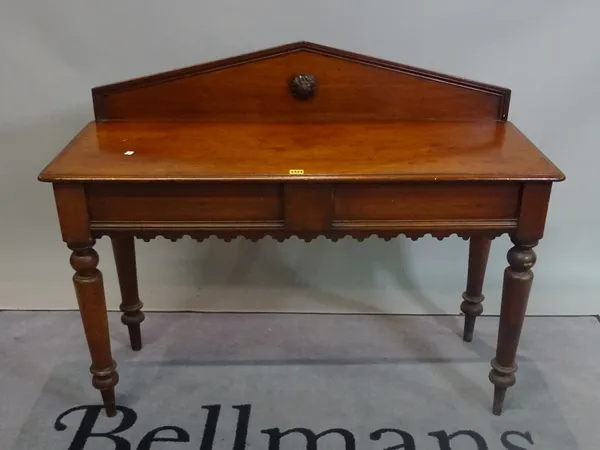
<box><xmin>39</xmin><ymin>42</ymin><xmax>564</xmax><ymax>416</ymax></box>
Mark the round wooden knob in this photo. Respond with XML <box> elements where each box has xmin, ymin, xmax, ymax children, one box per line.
<box><xmin>289</xmin><ymin>73</ymin><xmax>317</xmax><ymax>100</ymax></box>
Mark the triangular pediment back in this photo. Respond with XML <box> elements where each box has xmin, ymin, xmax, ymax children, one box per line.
<box><xmin>93</xmin><ymin>42</ymin><xmax>510</xmax><ymax>122</ymax></box>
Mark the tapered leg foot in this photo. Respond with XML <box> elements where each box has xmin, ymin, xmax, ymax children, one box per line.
<box><xmin>492</xmin><ymin>386</ymin><xmax>507</xmax><ymax>416</ymax></box>
<box><xmin>111</xmin><ymin>236</ymin><xmax>145</xmax><ymax>351</ymax></box>
<box><xmin>91</xmin><ymin>360</ymin><xmax>119</xmax><ymax>417</ymax></box>
<box><xmin>70</xmin><ymin>240</ymin><xmax>119</xmax><ymax>417</ymax></box>
<box><xmin>462</xmin><ymin>315</ymin><xmax>477</xmax><ymax>343</ymax></box>
<box><xmin>488</xmin><ymin>239</ymin><xmax>536</xmax><ymax>415</ymax></box>
<box><xmin>489</xmin><ymin>357</ymin><xmax>516</xmax><ymax>416</ymax></box>
<box><xmin>460</xmin><ymin>237</ymin><xmax>491</xmax><ymax>342</ymax></box>
<box><xmin>101</xmin><ymin>388</ymin><xmax>117</xmax><ymax>417</ymax></box>
<box><xmin>125</xmin><ymin>322</ymin><xmax>142</xmax><ymax>352</ymax></box>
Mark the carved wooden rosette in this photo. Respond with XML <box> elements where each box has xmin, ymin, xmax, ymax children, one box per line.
<box><xmin>289</xmin><ymin>73</ymin><xmax>318</xmax><ymax>100</ymax></box>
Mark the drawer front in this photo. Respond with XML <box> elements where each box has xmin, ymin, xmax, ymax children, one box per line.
<box><xmin>334</xmin><ymin>183</ymin><xmax>520</xmax><ymax>223</ymax></box>
<box><xmin>86</xmin><ymin>183</ymin><xmax>283</xmax><ymax>223</ymax></box>
<box><xmin>86</xmin><ymin>182</ymin><xmax>520</xmax><ymax>234</ymax></box>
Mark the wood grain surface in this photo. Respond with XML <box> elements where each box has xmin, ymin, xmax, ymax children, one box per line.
<box><xmin>39</xmin><ymin>121</ymin><xmax>563</xmax><ymax>182</ymax></box>
<box><xmin>40</xmin><ymin>41</ymin><xmax>565</xmax><ymax>417</ymax></box>
<box><xmin>93</xmin><ymin>42</ymin><xmax>510</xmax><ymax>122</ymax></box>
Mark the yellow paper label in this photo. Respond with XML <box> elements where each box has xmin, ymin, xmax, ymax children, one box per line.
<box><xmin>289</xmin><ymin>169</ymin><xmax>304</xmax><ymax>175</ymax></box>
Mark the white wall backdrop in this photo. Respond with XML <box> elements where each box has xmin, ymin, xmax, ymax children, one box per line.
<box><xmin>1</xmin><ymin>1</ymin><xmax>598</xmax><ymax>314</ymax></box>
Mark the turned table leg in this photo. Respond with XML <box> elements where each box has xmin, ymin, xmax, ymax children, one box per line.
<box><xmin>70</xmin><ymin>240</ymin><xmax>119</xmax><ymax>417</ymax></box>
<box><xmin>111</xmin><ymin>235</ymin><xmax>145</xmax><ymax>351</ymax></box>
<box><xmin>489</xmin><ymin>239</ymin><xmax>537</xmax><ymax>415</ymax></box>
<box><xmin>461</xmin><ymin>236</ymin><xmax>492</xmax><ymax>342</ymax></box>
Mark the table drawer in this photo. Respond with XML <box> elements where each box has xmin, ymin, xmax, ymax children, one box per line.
<box><xmin>86</xmin><ymin>183</ymin><xmax>283</xmax><ymax>223</ymax></box>
<box><xmin>334</xmin><ymin>183</ymin><xmax>520</xmax><ymax>222</ymax></box>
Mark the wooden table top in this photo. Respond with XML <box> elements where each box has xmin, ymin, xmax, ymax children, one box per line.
<box><xmin>39</xmin><ymin>120</ymin><xmax>563</xmax><ymax>183</ymax></box>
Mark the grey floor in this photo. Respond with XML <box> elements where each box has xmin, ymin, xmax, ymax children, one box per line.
<box><xmin>1</xmin><ymin>312</ymin><xmax>599</xmax><ymax>449</ymax></box>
